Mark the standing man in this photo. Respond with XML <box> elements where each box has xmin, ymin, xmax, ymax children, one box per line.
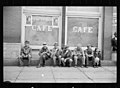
<box><xmin>111</xmin><ymin>32</ymin><xmax>117</xmax><ymax>62</ymax></box>
<box><xmin>37</xmin><ymin>42</ymin><xmax>51</xmax><ymax>68</ymax></box>
<box><xmin>51</xmin><ymin>42</ymin><xmax>62</xmax><ymax>67</ymax></box>
<box><xmin>72</xmin><ymin>44</ymin><xmax>85</xmax><ymax>67</ymax></box>
<box><xmin>84</xmin><ymin>44</ymin><xmax>94</xmax><ymax>67</ymax></box>
<box><xmin>111</xmin><ymin>32</ymin><xmax>117</xmax><ymax>52</ymax></box>
<box><xmin>18</xmin><ymin>40</ymin><xmax>32</xmax><ymax>66</ymax></box>
<box><xmin>61</xmin><ymin>45</ymin><xmax>73</xmax><ymax>67</ymax></box>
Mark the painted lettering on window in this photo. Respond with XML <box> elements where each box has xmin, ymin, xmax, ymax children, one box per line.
<box><xmin>32</xmin><ymin>25</ymin><xmax>52</xmax><ymax>31</ymax></box>
<box><xmin>72</xmin><ymin>26</ymin><xmax>93</xmax><ymax>33</ymax></box>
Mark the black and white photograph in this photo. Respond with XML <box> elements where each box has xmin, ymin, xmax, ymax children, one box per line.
<box><xmin>3</xmin><ymin>6</ymin><xmax>117</xmax><ymax>84</ymax></box>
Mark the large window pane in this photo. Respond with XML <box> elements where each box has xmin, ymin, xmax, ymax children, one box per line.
<box><xmin>67</xmin><ymin>17</ymin><xmax>98</xmax><ymax>47</ymax></box>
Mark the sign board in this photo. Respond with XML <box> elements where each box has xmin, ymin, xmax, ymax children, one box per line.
<box><xmin>67</xmin><ymin>17</ymin><xmax>98</xmax><ymax>47</ymax></box>
<box><xmin>25</xmin><ymin>15</ymin><xmax>59</xmax><ymax>46</ymax></box>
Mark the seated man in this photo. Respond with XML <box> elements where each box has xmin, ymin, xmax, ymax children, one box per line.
<box><xmin>61</xmin><ymin>45</ymin><xmax>73</xmax><ymax>67</ymax></box>
<box><xmin>18</xmin><ymin>40</ymin><xmax>32</xmax><ymax>66</ymax></box>
<box><xmin>94</xmin><ymin>47</ymin><xmax>102</xmax><ymax>67</ymax></box>
<box><xmin>60</xmin><ymin>45</ymin><xmax>65</xmax><ymax>66</ymax></box>
<box><xmin>37</xmin><ymin>42</ymin><xmax>51</xmax><ymax>68</ymax></box>
<box><xmin>84</xmin><ymin>44</ymin><xmax>94</xmax><ymax>67</ymax></box>
<box><xmin>51</xmin><ymin>42</ymin><xmax>62</xmax><ymax>67</ymax></box>
<box><xmin>72</xmin><ymin>44</ymin><xmax>85</xmax><ymax>67</ymax></box>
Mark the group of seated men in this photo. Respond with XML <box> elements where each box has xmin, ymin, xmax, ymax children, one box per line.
<box><xmin>18</xmin><ymin>40</ymin><xmax>101</xmax><ymax>68</ymax></box>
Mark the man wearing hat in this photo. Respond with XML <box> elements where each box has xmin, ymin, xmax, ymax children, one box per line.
<box><xmin>72</xmin><ymin>44</ymin><xmax>85</xmax><ymax>67</ymax></box>
<box><xmin>18</xmin><ymin>40</ymin><xmax>32</xmax><ymax>66</ymax></box>
<box><xmin>84</xmin><ymin>44</ymin><xmax>94</xmax><ymax>67</ymax></box>
<box><xmin>37</xmin><ymin>42</ymin><xmax>51</xmax><ymax>67</ymax></box>
<box><xmin>51</xmin><ymin>42</ymin><xmax>62</xmax><ymax>66</ymax></box>
<box><xmin>61</xmin><ymin>45</ymin><xmax>73</xmax><ymax>67</ymax></box>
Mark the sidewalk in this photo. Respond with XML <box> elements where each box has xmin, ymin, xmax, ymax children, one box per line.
<box><xmin>3</xmin><ymin>66</ymin><xmax>116</xmax><ymax>83</ymax></box>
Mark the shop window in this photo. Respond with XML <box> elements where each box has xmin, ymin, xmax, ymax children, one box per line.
<box><xmin>25</xmin><ymin>15</ymin><xmax>59</xmax><ymax>46</ymax></box>
<box><xmin>67</xmin><ymin>17</ymin><xmax>98</xmax><ymax>47</ymax></box>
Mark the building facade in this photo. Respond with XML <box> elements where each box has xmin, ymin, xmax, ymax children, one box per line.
<box><xmin>3</xmin><ymin>6</ymin><xmax>117</xmax><ymax>66</ymax></box>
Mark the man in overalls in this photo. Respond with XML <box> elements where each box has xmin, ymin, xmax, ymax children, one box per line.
<box><xmin>72</xmin><ymin>44</ymin><xmax>85</xmax><ymax>67</ymax></box>
<box><xmin>84</xmin><ymin>44</ymin><xmax>94</xmax><ymax>67</ymax></box>
<box><xmin>51</xmin><ymin>42</ymin><xmax>62</xmax><ymax>66</ymax></box>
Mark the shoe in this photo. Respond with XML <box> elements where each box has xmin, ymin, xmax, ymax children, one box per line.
<box><xmin>53</xmin><ymin>65</ymin><xmax>56</xmax><ymax>67</ymax></box>
<box><xmin>36</xmin><ymin>65</ymin><xmax>41</xmax><ymax>68</ymax></box>
<box><xmin>85</xmin><ymin>66</ymin><xmax>88</xmax><ymax>68</ymax></box>
<box><xmin>83</xmin><ymin>65</ymin><xmax>86</xmax><ymax>67</ymax></box>
<box><xmin>27</xmin><ymin>64</ymin><xmax>30</xmax><ymax>67</ymax></box>
<box><xmin>96</xmin><ymin>66</ymin><xmax>98</xmax><ymax>68</ymax></box>
<box><xmin>74</xmin><ymin>65</ymin><xmax>77</xmax><ymax>68</ymax></box>
<box><xmin>43</xmin><ymin>65</ymin><xmax>45</xmax><ymax>67</ymax></box>
<box><xmin>19</xmin><ymin>65</ymin><xmax>23</xmax><ymax>67</ymax></box>
<box><xmin>59</xmin><ymin>65</ymin><xmax>61</xmax><ymax>67</ymax></box>
<box><xmin>81</xmin><ymin>66</ymin><xmax>84</xmax><ymax>68</ymax></box>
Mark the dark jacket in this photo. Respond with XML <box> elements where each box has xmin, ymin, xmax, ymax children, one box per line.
<box><xmin>39</xmin><ymin>47</ymin><xmax>51</xmax><ymax>58</ymax></box>
<box><xmin>62</xmin><ymin>49</ymin><xmax>72</xmax><ymax>58</ymax></box>
<box><xmin>111</xmin><ymin>37</ymin><xmax>117</xmax><ymax>51</ymax></box>
<box><xmin>94</xmin><ymin>51</ymin><xmax>101</xmax><ymax>59</ymax></box>
<box><xmin>85</xmin><ymin>48</ymin><xmax>93</xmax><ymax>55</ymax></box>
<box><xmin>20</xmin><ymin>46</ymin><xmax>32</xmax><ymax>57</ymax></box>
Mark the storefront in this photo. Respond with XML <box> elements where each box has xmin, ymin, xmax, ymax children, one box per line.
<box><xmin>3</xmin><ymin>6</ymin><xmax>117</xmax><ymax>65</ymax></box>
<box><xmin>21</xmin><ymin>7</ymin><xmax>103</xmax><ymax>50</ymax></box>
<box><xmin>21</xmin><ymin>7</ymin><xmax>62</xmax><ymax>49</ymax></box>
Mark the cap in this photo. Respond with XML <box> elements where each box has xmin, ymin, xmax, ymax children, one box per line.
<box><xmin>54</xmin><ymin>42</ymin><xmax>58</xmax><ymax>46</ymax></box>
<box><xmin>25</xmin><ymin>40</ymin><xmax>29</xmax><ymax>44</ymax></box>
<box><xmin>64</xmin><ymin>45</ymin><xmax>69</xmax><ymax>49</ymax></box>
<box><xmin>43</xmin><ymin>42</ymin><xmax>47</xmax><ymax>45</ymax></box>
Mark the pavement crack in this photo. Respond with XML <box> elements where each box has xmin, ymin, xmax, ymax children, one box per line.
<box><xmin>14</xmin><ymin>67</ymin><xmax>24</xmax><ymax>82</ymax></box>
<box><xmin>77</xmin><ymin>67</ymin><xmax>94</xmax><ymax>82</ymax></box>
<box><xmin>50</xmin><ymin>67</ymin><xmax>56</xmax><ymax>83</ymax></box>
<box><xmin>102</xmin><ymin>67</ymin><xmax>116</xmax><ymax>75</ymax></box>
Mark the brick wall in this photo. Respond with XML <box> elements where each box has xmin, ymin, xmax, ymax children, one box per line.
<box><xmin>3</xmin><ymin>6</ymin><xmax>21</xmax><ymax>43</ymax></box>
<box><xmin>3</xmin><ymin>43</ymin><xmax>21</xmax><ymax>65</ymax></box>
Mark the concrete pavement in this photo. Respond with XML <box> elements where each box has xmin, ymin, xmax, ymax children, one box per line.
<box><xmin>3</xmin><ymin>66</ymin><xmax>117</xmax><ymax>83</ymax></box>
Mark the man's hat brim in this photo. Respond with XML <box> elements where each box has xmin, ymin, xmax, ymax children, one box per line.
<box><xmin>54</xmin><ymin>42</ymin><xmax>58</xmax><ymax>46</ymax></box>
<box><xmin>43</xmin><ymin>42</ymin><xmax>47</xmax><ymax>45</ymax></box>
<box><xmin>65</xmin><ymin>45</ymin><xmax>69</xmax><ymax>48</ymax></box>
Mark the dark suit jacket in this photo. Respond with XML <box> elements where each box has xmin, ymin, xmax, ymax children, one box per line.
<box><xmin>62</xmin><ymin>49</ymin><xmax>72</xmax><ymax>58</ymax></box>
